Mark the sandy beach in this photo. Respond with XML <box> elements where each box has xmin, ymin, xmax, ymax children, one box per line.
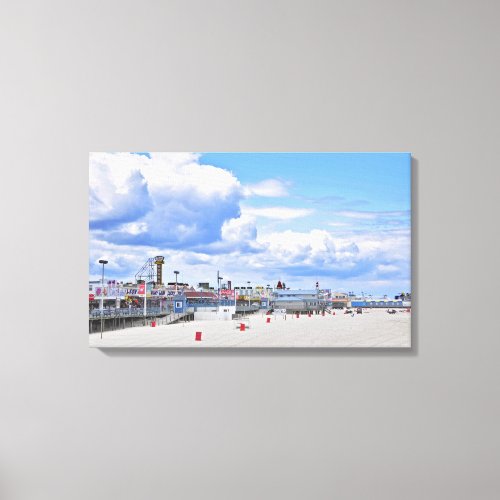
<box><xmin>89</xmin><ymin>309</ymin><xmax>411</xmax><ymax>348</ymax></box>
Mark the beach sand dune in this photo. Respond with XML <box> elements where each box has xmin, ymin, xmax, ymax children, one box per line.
<box><xmin>89</xmin><ymin>309</ymin><xmax>411</xmax><ymax>348</ymax></box>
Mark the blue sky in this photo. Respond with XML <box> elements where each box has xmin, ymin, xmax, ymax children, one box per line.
<box><xmin>201</xmin><ymin>152</ymin><xmax>410</xmax><ymax>209</ymax></box>
<box><xmin>89</xmin><ymin>152</ymin><xmax>411</xmax><ymax>296</ymax></box>
<box><xmin>201</xmin><ymin>152</ymin><xmax>410</xmax><ymax>234</ymax></box>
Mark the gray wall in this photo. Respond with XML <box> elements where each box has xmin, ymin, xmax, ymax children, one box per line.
<box><xmin>1</xmin><ymin>1</ymin><xmax>499</xmax><ymax>499</ymax></box>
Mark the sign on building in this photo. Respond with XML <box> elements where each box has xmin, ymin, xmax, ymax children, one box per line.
<box><xmin>220</xmin><ymin>289</ymin><xmax>235</xmax><ymax>299</ymax></box>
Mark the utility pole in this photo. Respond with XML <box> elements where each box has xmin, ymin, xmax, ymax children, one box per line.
<box><xmin>217</xmin><ymin>271</ymin><xmax>223</xmax><ymax>307</ymax></box>
<box><xmin>174</xmin><ymin>270</ymin><xmax>179</xmax><ymax>294</ymax></box>
<box><xmin>98</xmin><ymin>259</ymin><xmax>108</xmax><ymax>339</ymax></box>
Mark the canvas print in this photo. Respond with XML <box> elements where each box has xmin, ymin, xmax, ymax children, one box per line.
<box><xmin>89</xmin><ymin>152</ymin><xmax>411</xmax><ymax>348</ymax></box>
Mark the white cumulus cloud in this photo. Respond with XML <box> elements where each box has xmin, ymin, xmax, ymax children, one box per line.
<box><xmin>89</xmin><ymin>152</ymin><xmax>244</xmax><ymax>247</ymax></box>
<box><xmin>221</xmin><ymin>215</ymin><xmax>257</xmax><ymax>242</ymax></box>
<box><xmin>243</xmin><ymin>179</ymin><xmax>289</xmax><ymax>197</ymax></box>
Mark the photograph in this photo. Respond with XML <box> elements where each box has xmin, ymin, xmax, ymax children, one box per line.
<box><xmin>89</xmin><ymin>152</ymin><xmax>411</xmax><ymax>347</ymax></box>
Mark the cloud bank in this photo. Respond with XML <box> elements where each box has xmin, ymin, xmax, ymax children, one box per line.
<box><xmin>89</xmin><ymin>153</ymin><xmax>410</xmax><ymax>294</ymax></box>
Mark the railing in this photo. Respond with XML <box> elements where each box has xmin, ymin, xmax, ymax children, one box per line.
<box><xmin>89</xmin><ymin>307</ymin><xmax>167</xmax><ymax>318</ymax></box>
<box><xmin>235</xmin><ymin>305</ymin><xmax>261</xmax><ymax>313</ymax></box>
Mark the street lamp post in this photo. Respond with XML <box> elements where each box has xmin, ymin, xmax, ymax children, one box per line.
<box><xmin>174</xmin><ymin>270</ymin><xmax>179</xmax><ymax>294</ymax></box>
<box><xmin>98</xmin><ymin>259</ymin><xmax>108</xmax><ymax>339</ymax></box>
<box><xmin>247</xmin><ymin>281</ymin><xmax>251</xmax><ymax>309</ymax></box>
<box><xmin>217</xmin><ymin>271</ymin><xmax>223</xmax><ymax>306</ymax></box>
